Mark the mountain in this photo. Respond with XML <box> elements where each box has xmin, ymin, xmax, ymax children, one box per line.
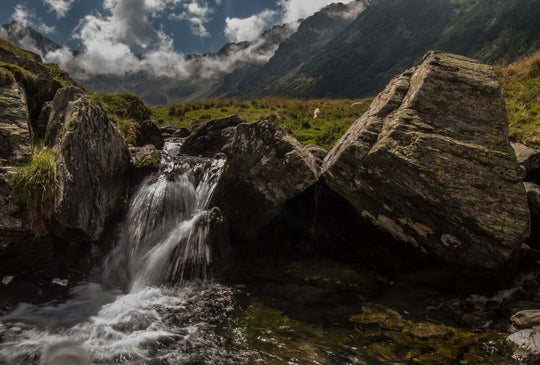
<box><xmin>1</xmin><ymin>0</ymin><xmax>538</xmax><ymax>103</ymax></box>
<box><xmin>0</xmin><ymin>22</ymin><xmax>60</xmax><ymax>59</ymax></box>
<box><xmin>79</xmin><ymin>23</ymin><xmax>295</xmax><ymax>105</ymax></box>
<box><xmin>214</xmin><ymin>0</ymin><xmax>370</xmax><ymax>97</ymax></box>
<box><xmin>227</xmin><ymin>0</ymin><xmax>540</xmax><ymax>98</ymax></box>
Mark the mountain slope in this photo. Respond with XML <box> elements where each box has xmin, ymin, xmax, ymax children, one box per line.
<box><xmin>231</xmin><ymin>0</ymin><xmax>540</xmax><ymax>98</ymax></box>
<box><xmin>0</xmin><ymin>22</ymin><xmax>60</xmax><ymax>59</ymax></box>
<box><xmin>216</xmin><ymin>0</ymin><xmax>370</xmax><ymax>98</ymax></box>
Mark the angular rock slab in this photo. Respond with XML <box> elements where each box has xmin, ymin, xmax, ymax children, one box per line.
<box><xmin>42</xmin><ymin>87</ymin><xmax>130</xmax><ymax>240</ymax></box>
<box><xmin>322</xmin><ymin>51</ymin><xmax>530</xmax><ymax>270</ymax></box>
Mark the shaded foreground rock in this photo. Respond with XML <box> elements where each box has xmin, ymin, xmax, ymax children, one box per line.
<box><xmin>507</xmin><ymin>329</ymin><xmax>540</xmax><ymax>363</ymax></box>
<box><xmin>511</xmin><ymin>310</ymin><xmax>540</xmax><ymax>329</ymax></box>
<box><xmin>322</xmin><ymin>51</ymin><xmax>530</xmax><ymax>270</ymax></box>
<box><xmin>0</xmin><ymin>78</ymin><xmax>32</xmax><ymax>234</ymax></box>
<box><xmin>42</xmin><ymin>87</ymin><xmax>130</xmax><ymax>240</ymax></box>
<box><xmin>181</xmin><ymin>116</ymin><xmax>319</xmax><ymax>243</ymax></box>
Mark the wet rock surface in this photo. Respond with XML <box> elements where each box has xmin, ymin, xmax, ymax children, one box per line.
<box><xmin>322</xmin><ymin>51</ymin><xmax>530</xmax><ymax>270</ymax></box>
<box><xmin>129</xmin><ymin>144</ymin><xmax>161</xmax><ymax>169</ymax></box>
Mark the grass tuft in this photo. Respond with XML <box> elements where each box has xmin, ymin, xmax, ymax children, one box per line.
<box><xmin>10</xmin><ymin>147</ymin><xmax>58</xmax><ymax>235</ymax></box>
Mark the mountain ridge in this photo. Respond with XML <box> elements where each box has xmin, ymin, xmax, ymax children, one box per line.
<box><xmin>1</xmin><ymin>0</ymin><xmax>538</xmax><ymax>103</ymax></box>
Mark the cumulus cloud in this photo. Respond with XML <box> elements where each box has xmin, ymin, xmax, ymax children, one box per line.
<box><xmin>144</xmin><ymin>0</ymin><xmax>180</xmax><ymax>12</ymax></box>
<box><xmin>10</xmin><ymin>4</ymin><xmax>55</xmax><ymax>34</ymax></box>
<box><xmin>224</xmin><ymin>0</ymin><xmax>365</xmax><ymax>43</ymax></box>
<box><xmin>42</xmin><ymin>0</ymin><xmax>77</xmax><ymax>18</ymax></box>
<box><xmin>172</xmin><ymin>0</ymin><xmax>214</xmax><ymax>37</ymax></box>
<box><xmin>225</xmin><ymin>9</ymin><xmax>276</xmax><ymax>42</ymax></box>
<box><xmin>278</xmin><ymin>0</ymin><xmax>356</xmax><ymax>24</ymax></box>
<box><xmin>43</xmin><ymin>0</ymin><xmax>285</xmax><ymax>80</ymax></box>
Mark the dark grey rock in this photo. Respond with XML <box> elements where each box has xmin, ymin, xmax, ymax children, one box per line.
<box><xmin>42</xmin><ymin>87</ymin><xmax>130</xmax><ymax>240</ymax></box>
<box><xmin>321</xmin><ymin>51</ymin><xmax>530</xmax><ymax>270</ymax></box>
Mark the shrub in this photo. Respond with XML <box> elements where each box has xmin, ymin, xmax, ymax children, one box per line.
<box><xmin>10</xmin><ymin>148</ymin><xmax>58</xmax><ymax>234</ymax></box>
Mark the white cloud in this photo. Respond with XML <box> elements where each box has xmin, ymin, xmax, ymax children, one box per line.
<box><xmin>42</xmin><ymin>0</ymin><xmax>77</xmax><ymax>18</ymax></box>
<box><xmin>144</xmin><ymin>0</ymin><xmax>181</xmax><ymax>14</ymax></box>
<box><xmin>215</xmin><ymin>0</ymin><xmax>221</xmax><ymax>5</ymax></box>
<box><xmin>225</xmin><ymin>9</ymin><xmax>276</xmax><ymax>42</ymax></box>
<box><xmin>44</xmin><ymin>0</ymin><xmax>280</xmax><ymax>79</ymax></box>
<box><xmin>40</xmin><ymin>0</ymin><xmax>308</xmax><ymax>82</ymax></box>
<box><xmin>278</xmin><ymin>0</ymin><xmax>355</xmax><ymax>24</ymax></box>
<box><xmin>10</xmin><ymin>4</ymin><xmax>55</xmax><ymax>34</ymax></box>
<box><xmin>172</xmin><ymin>0</ymin><xmax>213</xmax><ymax>37</ymax></box>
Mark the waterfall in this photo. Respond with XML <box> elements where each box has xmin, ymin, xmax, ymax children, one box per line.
<box><xmin>104</xmin><ymin>139</ymin><xmax>226</xmax><ymax>290</ymax></box>
<box><xmin>0</xmin><ymin>139</ymin><xmax>240</xmax><ymax>364</ymax></box>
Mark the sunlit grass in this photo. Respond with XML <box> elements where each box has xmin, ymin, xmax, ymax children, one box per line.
<box><xmin>151</xmin><ymin>97</ymin><xmax>372</xmax><ymax>149</ymax></box>
<box><xmin>497</xmin><ymin>51</ymin><xmax>540</xmax><ymax>148</ymax></box>
<box><xmin>10</xmin><ymin>147</ymin><xmax>58</xmax><ymax>234</ymax></box>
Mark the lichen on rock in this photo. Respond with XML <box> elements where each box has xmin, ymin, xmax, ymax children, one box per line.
<box><xmin>322</xmin><ymin>51</ymin><xmax>530</xmax><ymax>270</ymax></box>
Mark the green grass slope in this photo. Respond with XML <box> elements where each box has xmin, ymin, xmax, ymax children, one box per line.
<box><xmin>498</xmin><ymin>51</ymin><xmax>540</xmax><ymax>148</ymax></box>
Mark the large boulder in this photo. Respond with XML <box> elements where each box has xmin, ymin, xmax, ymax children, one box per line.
<box><xmin>181</xmin><ymin>116</ymin><xmax>319</xmax><ymax>242</ymax></box>
<box><xmin>321</xmin><ymin>51</ymin><xmax>530</xmax><ymax>270</ymax></box>
<box><xmin>42</xmin><ymin>87</ymin><xmax>130</xmax><ymax>240</ymax></box>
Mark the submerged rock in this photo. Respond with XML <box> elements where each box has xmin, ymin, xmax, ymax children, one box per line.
<box><xmin>42</xmin><ymin>87</ymin><xmax>130</xmax><ymax>240</ymax></box>
<box><xmin>322</xmin><ymin>51</ymin><xmax>530</xmax><ymax>270</ymax></box>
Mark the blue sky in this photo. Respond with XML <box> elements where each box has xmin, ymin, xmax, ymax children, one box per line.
<box><xmin>0</xmin><ymin>0</ymin><xmax>358</xmax><ymax>78</ymax></box>
<box><xmin>0</xmin><ymin>0</ymin><xmax>351</xmax><ymax>53</ymax></box>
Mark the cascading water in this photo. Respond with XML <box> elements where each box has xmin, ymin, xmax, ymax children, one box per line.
<box><xmin>104</xmin><ymin>139</ymin><xmax>226</xmax><ymax>290</ymax></box>
<box><xmin>0</xmin><ymin>139</ymin><xmax>249</xmax><ymax>364</ymax></box>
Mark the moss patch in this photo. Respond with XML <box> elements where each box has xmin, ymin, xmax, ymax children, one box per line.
<box><xmin>91</xmin><ymin>92</ymin><xmax>152</xmax><ymax>144</ymax></box>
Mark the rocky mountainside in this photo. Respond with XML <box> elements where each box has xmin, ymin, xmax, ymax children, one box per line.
<box><xmin>214</xmin><ymin>0</ymin><xmax>370</xmax><ymax>98</ymax></box>
<box><xmin>228</xmin><ymin>0</ymin><xmax>540</xmax><ymax>98</ymax></box>
<box><xmin>1</xmin><ymin>0</ymin><xmax>537</xmax><ymax>103</ymax></box>
<box><xmin>0</xmin><ymin>22</ymin><xmax>60</xmax><ymax>59</ymax></box>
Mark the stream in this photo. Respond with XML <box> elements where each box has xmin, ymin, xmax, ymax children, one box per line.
<box><xmin>0</xmin><ymin>139</ymin><xmax>533</xmax><ymax>364</ymax></box>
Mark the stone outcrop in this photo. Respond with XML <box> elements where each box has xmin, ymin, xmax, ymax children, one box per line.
<box><xmin>304</xmin><ymin>144</ymin><xmax>327</xmax><ymax>171</ymax></box>
<box><xmin>512</xmin><ymin>142</ymin><xmax>540</xmax><ymax>181</ymax></box>
<box><xmin>181</xmin><ymin>116</ymin><xmax>319</xmax><ymax>241</ymax></box>
<box><xmin>321</xmin><ymin>51</ymin><xmax>530</xmax><ymax>270</ymax></box>
<box><xmin>0</xmin><ymin>77</ymin><xmax>32</xmax><ymax>233</ymax></box>
<box><xmin>41</xmin><ymin>87</ymin><xmax>130</xmax><ymax>240</ymax></box>
<box><xmin>507</xmin><ymin>329</ymin><xmax>540</xmax><ymax>363</ymax></box>
<box><xmin>511</xmin><ymin>310</ymin><xmax>540</xmax><ymax>329</ymax></box>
